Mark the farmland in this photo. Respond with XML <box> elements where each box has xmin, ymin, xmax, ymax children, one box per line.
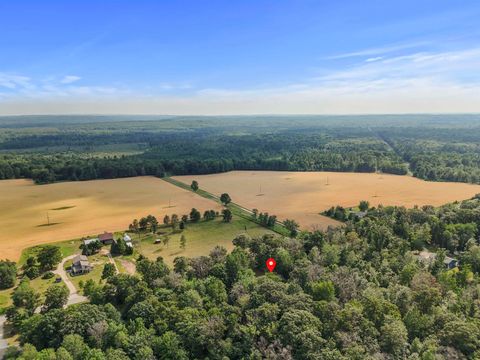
<box><xmin>174</xmin><ymin>171</ymin><xmax>480</xmax><ymax>230</ymax></box>
<box><xmin>0</xmin><ymin>176</ymin><xmax>222</xmax><ymax>260</ymax></box>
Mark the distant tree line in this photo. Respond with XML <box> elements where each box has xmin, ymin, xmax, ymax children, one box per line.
<box><xmin>0</xmin><ymin>130</ymin><xmax>410</xmax><ymax>184</ymax></box>
<box><xmin>2</xmin><ymin>116</ymin><xmax>480</xmax><ymax>185</ymax></box>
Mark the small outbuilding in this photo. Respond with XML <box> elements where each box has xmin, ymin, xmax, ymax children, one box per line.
<box><xmin>71</xmin><ymin>255</ymin><xmax>93</xmax><ymax>275</ymax></box>
<box><xmin>353</xmin><ymin>211</ymin><xmax>367</xmax><ymax>219</ymax></box>
<box><xmin>83</xmin><ymin>238</ymin><xmax>100</xmax><ymax>246</ymax></box>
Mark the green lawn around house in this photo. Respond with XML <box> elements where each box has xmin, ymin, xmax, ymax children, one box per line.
<box><xmin>0</xmin><ymin>288</ymin><xmax>13</xmax><ymax>314</ymax></box>
<box><xmin>66</xmin><ymin>253</ymin><xmax>111</xmax><ymax>293</ymax></box>
<box><xmin>132</xmin><ymin>215</ymin><xmax>274</xmax><ymax>265</ymax></box>
<box><xmin>18</xmin><ymin>238</ymin><xmax>83</xmax><ymax>267</ymax></box>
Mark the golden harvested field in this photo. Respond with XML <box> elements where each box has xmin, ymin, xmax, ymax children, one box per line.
<box><xmin>0</xmin><ymin>177</ymin><xmax>221</xmax><ymax>260</ymax></box>
<box><xmin>174</xmin><ymin>171</ymin><xmax>480</xmax><ymax>230</ymax></box>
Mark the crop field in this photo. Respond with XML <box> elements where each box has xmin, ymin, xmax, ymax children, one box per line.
<box><xmin>0</xmin><ymin>176</ymin><xmax>221</xmax><ymax>260</ymax></box>
<box><xmin>174</xmin><ymin>171</ymin><xmax>480</xmax><ymax>229</ymax></box>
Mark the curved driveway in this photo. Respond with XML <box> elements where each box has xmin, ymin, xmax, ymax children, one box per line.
<box><xmin>53</xmin><ymin>254</ymin><xmax>88</xmax><ymax>306</ymax></box>
<box><xmin>0</xmin><ymin>315</ymin><xmax>7</xmax><ymax>358</ymax></box>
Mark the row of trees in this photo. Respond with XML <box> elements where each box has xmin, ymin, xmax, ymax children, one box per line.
<box><xmin>129</xmin><ymin>208</ymin><xmax>224</xmax><ymax>237</ymax></box>
<box><xmin>252</xmin><ymin>209</ymin><xmax>278</xmax><ymax>229</ymax></box>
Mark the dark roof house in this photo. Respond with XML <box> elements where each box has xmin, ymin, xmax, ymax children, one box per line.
<box><xmin>444</xmin><ymin>256</ymin><xmax>458</xmax><ymax>270</ymax></box>
<box><xmin>71</xmin><ymin>255</ymin><xmax>93</xmax><ymax>275</ymax></box>
<box><xmin>98</xmin><ymin>232</ymin><xmax>114</xmax><ymax>244</ymax></box>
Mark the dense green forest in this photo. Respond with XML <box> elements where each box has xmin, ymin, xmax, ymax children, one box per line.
<box><xmin>4</xmin><ymin>194</ymin><xmax>480</xmax><ymax>359</ymax></box>
<box><xmin>0</xmin><ymin>114</ymin><xmax>479</xmax><ymax>184</ymax></box>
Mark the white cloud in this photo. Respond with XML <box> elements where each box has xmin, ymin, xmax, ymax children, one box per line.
<box><xmin>325</xmin><ymin>41</ymin><xmax>428</xmax><ymax>60</ymax></box>
<box><xmin>60</xmin><ymin>75</ymin><xmax>81</xmax><ymax>84</ymax></box>
<box><xmin>1</xmin><ymin>47</ymin><xmax>480</xmax><ymax>114</ymax></box>
<box><xmin>365</xmin><ymin>57</ymin><xmax>383</xmax><ymax>62</ymax></box>
<box><xmin>0</xmin><ymin>73</ymin><xmax>32</xmax><ymax>89</ymax></box>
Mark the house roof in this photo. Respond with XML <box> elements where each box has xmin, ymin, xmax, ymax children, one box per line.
<box><xmin>99</xmin><ymin>232</ymin><xmax>114</xmax><ymax>241</ymax></box>
<box><xmin>444</xmin><ymin>256</ymin><xmax>457</xmax><ymax>265</ymax></box>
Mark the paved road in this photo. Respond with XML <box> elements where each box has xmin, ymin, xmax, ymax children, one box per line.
<box><xmin>53</xmin><ymin>254</ymin><xmax>87</xmax><ymax>306</ymax></box>
<box><xmin>0</xmin><ymin>315</ymin><xmax>8</xmax><ymax>358</ymax></box>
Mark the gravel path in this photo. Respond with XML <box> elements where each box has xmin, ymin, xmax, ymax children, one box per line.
<box><xmin>106</xmin><ymin>252</ymin><xmax>120</xmax><ymax>274</ymax></box>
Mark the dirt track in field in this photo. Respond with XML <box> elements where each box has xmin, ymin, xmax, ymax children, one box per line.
<box><xmin>174</xmin><ymin>171</ymin><xmax>480</xmax><ymax>230</ymax></box>
<box><xmin>0</xmin><ymin>177</ymin><xmax>221</xmax><ymax>260</ymax></box>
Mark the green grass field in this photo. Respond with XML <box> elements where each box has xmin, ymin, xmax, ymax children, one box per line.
<box><xmin>29</xmin><ymin>276</ymin><xmax>56</xmax><ymax>300</ymax></box>
<box><xmin>0</xmin><ymin>288</ymin><xmax>13</xmax><ymax>314</ymax></box>
<box><xmin>0</xmin><ymin>276</ymin><xmax>58</xmax><ymax>314</ymax></box>
<box><xmin>133</xmin><ymin>215</ymin><xmax>274</xmax><ymax>265</ymax></box>
<box><xmin>18</xmin><ymin>239</ymin><xmax>82</xmax><ymax>267</ymax></box>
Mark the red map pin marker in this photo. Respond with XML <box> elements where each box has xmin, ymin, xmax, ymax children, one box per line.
<box><xmin>266</xmin><ymin>258</ymin><xmax>276</xmax><ymax>272</ymax></box>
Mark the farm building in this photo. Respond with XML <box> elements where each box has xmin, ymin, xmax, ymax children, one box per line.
<box><xmin>83</xmin><ymin>238</ymin><xmax>100</xmax><ymax>246</ymax></box>
<box><xmin>98</xmin><ymin>232</ymin><xmax>114</xmax><ymax>244</ymax></box>
<box><xmin>71</xmin><ymin>255</ymin><xmax>93</xmax><ymax>275</ymax></box>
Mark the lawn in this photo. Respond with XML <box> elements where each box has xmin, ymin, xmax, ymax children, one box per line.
<box><xmin>29</xmin><ymin>276</ymin><xmax>57</xmax><ymax>300</ymax></box>
<box><xmin>133</xmin><ymin>215</ymin><xmax>275</xmax><ymax>266</ymax></box>
<box><xmin>18</xmin><ymin>239</ymin><xmax>82</xmax><ymax>267</ymax></box>
<box><xmin>0</xmin><ymin>276</ymin><xmax>57</xmax><ymax>314</ymax></box>
<box><xmin>0</xmin><ymin>288</ymin><xmax>13</xmax><ymax>314</ymax></box>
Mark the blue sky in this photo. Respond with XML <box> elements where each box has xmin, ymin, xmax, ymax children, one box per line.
<box><xmin>1</xmin><ymin>0</ymin><xmax>480</xmax><ymax>114</ymax></box>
